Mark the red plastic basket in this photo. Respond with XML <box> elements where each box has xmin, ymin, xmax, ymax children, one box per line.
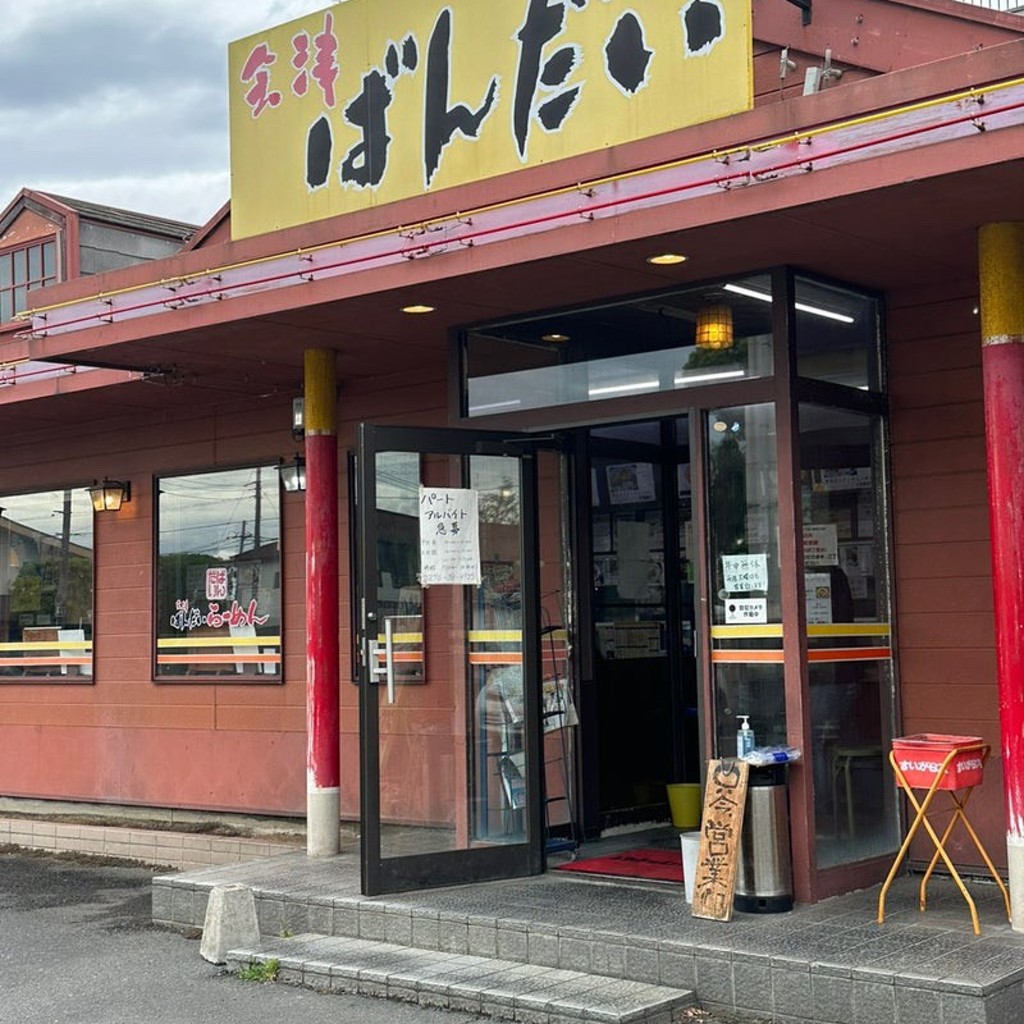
<box><xmin>891</xmin><ymin>734</ymin><xmax>986</xmax><ymax>791</ymax></box>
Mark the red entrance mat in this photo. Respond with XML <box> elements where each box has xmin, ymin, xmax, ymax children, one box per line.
<box><xmin>555</xmin><ymin>848</ymin><xmax>683</xmax><ymax>883</ymax></box>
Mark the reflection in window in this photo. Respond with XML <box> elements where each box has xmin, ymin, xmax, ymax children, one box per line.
<box><xmin>155</xmin><ymin>466</ymin><xmax>281</xmax><ymax>679</ymax></box>
<box><xmin>375</xmin><ymin>451</ymin><xmax>423</xmax><ymax>685</ymax></box>
<box><xmin>0</xmin><ymin>489</ymin><xmax>93</xmax><ymax>681</ymax></box>
<box><xmin>464</xmin><ymin>276</ymin><xmax>774</xmax><ymax>417</ymax></box>
<box><xmin>801</xmin><ymin>406</ymin><xmax>897</xmax><ymax>868</ymax></box>
<box><xmin>471</xmin><ymin>455</ymin><xmax>526</xmax><ymax>843</ymax></box>
<box><xmin>707</xmin><ymin>405</ymin><xmax>786</xmax><ymax>754</ymax></box>
<box><xmin>795</xmin><ymin>276</ymin><xmax>882</xmax><ymax>391</ymax></box>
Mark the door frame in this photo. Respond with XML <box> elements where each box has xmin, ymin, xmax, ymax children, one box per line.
<box><xmin>356</xmin><ymin>422</ymin><xmax>558</xmax><ymax>894</ymax></box>
<box><xmin>577</xmin><ymin>417</ymin><xmax>703</xmax><ymax>835</ymax></box>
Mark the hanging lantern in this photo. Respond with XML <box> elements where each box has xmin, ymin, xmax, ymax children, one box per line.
<box><xmin>695</xmin><ymin>304</ymin><xmax>734</xmax><ymax>350</ymax></box>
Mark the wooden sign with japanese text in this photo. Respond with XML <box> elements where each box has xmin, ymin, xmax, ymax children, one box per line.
<box><xmin>228</xmin><ymin>0</ymin><xmax>753</xmax><ymax>238</ymax></box>
<box><xmin>691</xmin><ymin>758</ymin><xmax>749</xmax><ymax>922</ymax></box>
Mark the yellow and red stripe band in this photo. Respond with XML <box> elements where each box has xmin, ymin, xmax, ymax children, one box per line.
<box><xmin>157</xmin><ymin>653</ymin><xmax>281</xmax><ymax>665</ymax></box>
<box><xmin>712</xmin><ymin>647</ymin><xmax>892</xmax><ymax>664</ymax></box>
<box><xmin>0</xmin><ymin>657</ymin><xmax>90</xmax><ymax>667</ymax></box>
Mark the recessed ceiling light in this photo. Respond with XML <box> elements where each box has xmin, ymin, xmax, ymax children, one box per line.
<box><xmin>401</xmin><ymin>303</ymin><xmax>435</xmax><ymax>314</ymax></box>
<box><xmin>646</xmin><ymin>253</ymin><xmax>688</xmax><ymax>266</ymax></box>
<box><xmin>542</xmin><ymin>332</ymin><xmax>570</xmax><ymax>342</ymax></box>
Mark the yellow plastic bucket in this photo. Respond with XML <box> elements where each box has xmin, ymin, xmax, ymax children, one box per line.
<box><xmin>666</xmin><ymin>783</ymin><xmax>702</xmax><ymax>829</ymax></box>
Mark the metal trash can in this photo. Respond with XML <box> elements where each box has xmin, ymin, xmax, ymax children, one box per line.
<box><xmin>734</xmin><ymin>763</ymin><xmax>793</xmax><ymax>913</ymax></box>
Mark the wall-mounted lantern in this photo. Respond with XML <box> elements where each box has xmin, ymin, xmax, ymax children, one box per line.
<box><xmin>89</xmin><ymin>479</ymin><xmax>131</xmax><ymax>512</ymax></box>
<box><xmin>280</xmin><ymin>455</ymin><xmax>306</xmax><ymax>493</ymax></box>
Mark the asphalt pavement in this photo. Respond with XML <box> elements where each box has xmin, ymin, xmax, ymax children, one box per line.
<box><xmin>0</xmin><ymin>849</ymin><xmax>485</xmax><ymax>1024</ymax></box>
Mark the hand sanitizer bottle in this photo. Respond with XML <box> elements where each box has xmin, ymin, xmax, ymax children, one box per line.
<box><xmin>736</xmin><ymin>715</ymin><xmax>755</xmax><ymax>758</ymax></box>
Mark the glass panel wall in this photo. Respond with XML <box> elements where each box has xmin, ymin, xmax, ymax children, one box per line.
<box><xmin>371</xmin><ymin>449</ymin><xmax>454</xmax><ymax>859</ymax></box>
<box><xmin>370</xmin><ymin>449</ymin><xmax>531</xmax><ymax>859</ymax></box>
<box><xmin>707</xmin><ymin>404</ymin><xmax>786</xmax><ymax>756</ymax></box>
<box><xmin>155</xmin><ymin>465</ymin><xmax>281</xmax><ymax>679</ymax></box>
<box><xmin>0</xmin><ymin>489</ymin><xmax>93</xmax><ymax>680</ymax></box>
<box><xmin>795</xmin><ymin>276</ymin><xmax>882</xmax><ymax>391</ymax></box>
<box><xmin>374</xmin><ymin>451</ymin><xmax>424</xmax><ymax>687</ymax></box>
<box><xmin>800</xmin><ymin>405</ymin><xmax>897</xmax><ymax>868</ymax></box>
<box><xmin>471</xmin><ymin>456</ymin><xmax>527</xmax><ymax>844</ymax></box>
<box><xmin>465</xmin><ymin>274</ymin><xmax>775</xmax><ymax>418</ymax></box>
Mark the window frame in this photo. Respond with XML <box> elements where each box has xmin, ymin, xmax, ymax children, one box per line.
<box><xmin>153</xmin><ymin>462</ymin><xmax>285</xmax><ymax>684</ymax></box>
<box><xmin>0</xmin><ymin>485</ymin><xmax>95</xmax><ymax>684</ymax></box>
<box><xmin>0</xmin><ymin>238</ymin><xmax>58</xmax><ymax>324</ymax></box>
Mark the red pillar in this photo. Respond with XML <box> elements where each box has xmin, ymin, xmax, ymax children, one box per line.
<box><xmin>304</xmin><ymin>349</ymin><xmax>339</xmax><ymax>856</ymax></box>
<box><xmin>979</xmin><ymin>222</ymin><xmax>1024</xmax><ymax>930</ymax></box>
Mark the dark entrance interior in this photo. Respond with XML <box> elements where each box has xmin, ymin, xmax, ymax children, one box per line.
<box><xmin>577</xmin><ymin>416</ymin><xmax>700</xmax><ymax>838</ymax></box>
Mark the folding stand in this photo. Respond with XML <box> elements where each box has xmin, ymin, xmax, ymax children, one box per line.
<box><xmin>877</xmin><ymin>736</ymin><xmax>1011</xmax><ymax>935</ymax></box>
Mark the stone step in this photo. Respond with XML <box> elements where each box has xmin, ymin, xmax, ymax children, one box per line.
<box><xmin>227</xmin><ymin>933</ymin><xmax>696</xmax><ymax>1024</ymax></box>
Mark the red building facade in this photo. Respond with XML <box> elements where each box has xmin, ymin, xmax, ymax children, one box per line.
<box><xmin>2</xmin><ymin>0</ymin><xmax>1024</xmax><ymax>912</ymax></box>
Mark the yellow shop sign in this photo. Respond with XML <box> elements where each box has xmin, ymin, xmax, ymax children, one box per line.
<box><xmin>228</xmin><ymin>0</ymin><xmax>752</xmax><ymax>239</ymax></box>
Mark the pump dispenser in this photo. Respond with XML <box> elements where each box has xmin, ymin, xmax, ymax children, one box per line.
<box><xmin>737</xmin><ymin>715</ymin><xmax>755</xmax><ymax>757</ymax></box>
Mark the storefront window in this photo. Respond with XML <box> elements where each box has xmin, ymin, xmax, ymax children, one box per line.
<box><xmin>155</xmin><ymin>466</ymin><xmax>281</xmax><ymax>680</ymax></box>
<box><xmin>707</xmin><ymin>404</ymin><xmax>785</xmax><ymax>755</ymax></box>
<box><xmin>0</xmin><ymin>489</ymin><xmax>93</xmax><ymax>680</ymax></box>
<box><xmin>464</xmin><ymin>275</ymin><xmax>774</xmax><ymax>418</ymax></box>
<box><xmin>795</xmin><ymin>276</ymin><xmax>882</xmax><ymax>391</ymax></box>
<box><xmin>800</xmin><ymin>405</ymin><xmax>897</xmax><ymax>868</ymax></box>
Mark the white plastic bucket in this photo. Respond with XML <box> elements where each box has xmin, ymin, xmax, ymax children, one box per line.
<box><xmin>679</xmin><ymin>831</ymin><xmax>701</xmax><ymax>904</ymax></box>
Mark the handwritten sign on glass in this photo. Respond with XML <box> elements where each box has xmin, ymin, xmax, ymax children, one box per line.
<box><xmin>419</xmin><ymin>486</ymin><xmax>482</xmax><ymax>585</ymax></box>
<box><xmin>721</xmin><ymin>552</ymin><xmax>768</xmax><ymax>593</ymax></box>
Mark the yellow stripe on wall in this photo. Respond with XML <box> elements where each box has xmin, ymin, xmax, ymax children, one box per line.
<box><xmin>0</xmin><ymin>640</ymin><xmax>93</xmax><ymax>651</ymax></box>
<box><xmin>156</xmin><ymin>653</ymin><xmax>282</xmax><ymax>664</ymax></box>
<box><xmin>157</xmin><ymin>636</ymin><xmax>281</xmax><ymax>648</ymax></box>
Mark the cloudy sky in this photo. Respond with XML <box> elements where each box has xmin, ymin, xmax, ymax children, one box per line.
<box><xmin>0</xmin><ymin>0</ymin><xmax>333</xmax><ymax>227</ymax></box>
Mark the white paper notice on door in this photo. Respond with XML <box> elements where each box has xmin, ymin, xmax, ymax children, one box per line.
<box><xmin>803</xmin><ymin>523</ymin><xmax>839</xmax><ymax>566</ymax></box>
<box><xmin>721</xmin><ymin>552</ymin><xmax>768</xmax><ymax>593</ymax></box>
<box><xmin>804</xmin><ymin>572</ymin><xmax>833</xmax><ymax>624</ymax></box>
<box><xmin>419</xmin><ymin>486</ymin><xmax>482</xmax><ymax>586</ymax></box>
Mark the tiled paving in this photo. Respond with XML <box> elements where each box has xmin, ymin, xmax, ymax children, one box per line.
<box><xmin>0</xmin><ymin>815</ymin><xmax>299</xmax><ymax>870</ymax></box>
<box><xmin>154</xmin><ymin>850</ymin><xmax>1024</xmax><ymax>1024</ymax></box>
<box><xmin>226</xmin><ymin>933</ymin><xmax>695</xmax><ymax>1024</ymax></box>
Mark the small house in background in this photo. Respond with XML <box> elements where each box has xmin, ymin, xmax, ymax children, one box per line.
<box><xmin>0</xmin><ymin>189</ymin><xmax>196</xmax><ymax>324</ymax></box>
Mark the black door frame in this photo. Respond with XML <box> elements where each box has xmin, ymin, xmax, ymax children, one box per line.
<box><xmin>357</xmin><ymin>422</ymin><xmax>559</xmax><ymax>895</ymax></box>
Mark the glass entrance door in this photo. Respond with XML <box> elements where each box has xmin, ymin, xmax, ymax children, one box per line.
<box><xmin>586</xmin><ymin>418</ymin><xmax>699</xmax><ymax>831</ymax></box>
<box><xmin>356</xmin><ymin>424</ymin><xmax>552</xmax><ymax>894</ymax></box>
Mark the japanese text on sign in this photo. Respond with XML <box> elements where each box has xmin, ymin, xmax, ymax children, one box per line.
<box><xmin>804</xmin><ymin>572</ymin><xmax>832</xmax><ymax>624</ymax></box>
<box><xmin>721</xmin><ymin>552</ymin><xmax>768</xmax><ymax>593</ymax></box>
<box><xmin>419</xmin><ymin>486</ymin><xmax>482</xmax><ymax>586</ymax></box>
<box><xmin>228</xmin><ymin>0</ymin><xmax>752</xmax><ymax>238</ymax></box>
<box><xmin>724</xmin><ymin>597</ymin><xmax>767</xmax><ymax>624</ymax></box>
<box><xmin>692</xmin><ymin>758</ymin><xmax>749</xmax><ymax>921</ymax></box>
<box><xmin>205</xmin><ymin>567</ymin><xmax>230</xmax><ymax>601</ymax></box>
<box><xmin>803</xmin><ymin>523</ymin><xmax>839</xmax><ymax>567</ymax></box>
<box><xmin>170</xmin><ymin>599</ymin><xmax>269</xmax><ymax>632</ymax></box>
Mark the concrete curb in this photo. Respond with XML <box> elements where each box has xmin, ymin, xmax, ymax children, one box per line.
<box><xmin>0</xmin><ymin>816</ymin><xmax>298</xmax><ymax>870</ymax></box>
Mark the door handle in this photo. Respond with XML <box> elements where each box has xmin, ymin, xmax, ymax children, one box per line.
<box><xmin>384</xmin><ymin>617</ymin><xmax>396</xmax><ymax>705</ymax></box>
<box><xmin>367</xmin><ymin>621</ymin><xmax>397</xmax><ymax>705</ymax></box>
